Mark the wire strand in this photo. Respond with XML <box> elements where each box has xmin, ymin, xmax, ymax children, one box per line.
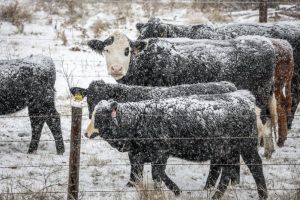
<box><xmin>0</xmin><ymin>163</ymin><xmax>299</xmax><ymax>169</ymax></box>
<box><xmin>0</xmin><ymin>188</ymin><xmax>299</xmax><ymax>196</ymax></box>
<box><xmin>1</xmin><ymin>135</ymin><xmax>300</xmax><ymax>144</ymax></box>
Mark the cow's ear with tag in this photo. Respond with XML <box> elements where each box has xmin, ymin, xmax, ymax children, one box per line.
<box><xmin>69</xmin><ymin>87</ymin><xmax>87</xmax><ymax>101</ymax></box>
<box><xmin>110</xmin><ymin>101</ymin><xmax>118</xmax><ymax>118</ymax></box>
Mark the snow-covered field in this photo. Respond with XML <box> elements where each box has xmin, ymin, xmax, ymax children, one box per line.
<box><xmin>0</xmin><ymin>1</ymin><xmax>299</xmax><ymax>199</ymax></box>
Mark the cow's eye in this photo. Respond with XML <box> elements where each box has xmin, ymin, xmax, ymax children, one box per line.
<box><xmin>124</xmin><ymin>47</ymin><xmax>129</xmax><ymax>56</ymax></box>
<box><xmin>104</xmin><ymin>49</ymin><xmax>109</xmax><ymax>53</ymax></box>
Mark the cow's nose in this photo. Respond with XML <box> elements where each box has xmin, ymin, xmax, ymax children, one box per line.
<box><xmin>111</xmin><ymin>66</ymin><xmax>123</xmax><ymax>73</ymax></box>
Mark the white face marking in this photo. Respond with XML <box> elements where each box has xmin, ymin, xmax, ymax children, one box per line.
<box><xmin>104</xmin><ymin>32</ymin><xmax>131</xmax><ymax>80</ymax></box>
<box><xmin>85</xmin><ymin>110</ymin><xmax>99</xmax><ymax>138</ymax></box>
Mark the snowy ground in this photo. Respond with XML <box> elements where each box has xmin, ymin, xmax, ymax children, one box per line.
<box><xmin>0</xmin><ymin>1</ymin><xmax>299</xmax><ymax>199</ymax></box>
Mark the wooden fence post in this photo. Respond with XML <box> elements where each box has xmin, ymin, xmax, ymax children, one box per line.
<box><xmin>296</xmin><ymin>188</ymin><xmax>300</xmax><ymax>200</ymax></box>
<box><xmin>259</xmin><ymin>0</ymin><xmax>268</xmax><ymax>22</ymax></box>
<box><xmin>67</xmin><ymin>102</ymin><xmax>83</xmax><ymax>200</ymax></box>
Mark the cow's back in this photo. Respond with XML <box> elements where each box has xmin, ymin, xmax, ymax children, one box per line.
<box><xmin>0</xmin><ymin>55</ymin><xmax>56</xmax><ymax>114</ymax></box>
<box><xmin>116</xmin><ymin>91</ymin><xmax>256</xmax><ymax>157</ymax></box>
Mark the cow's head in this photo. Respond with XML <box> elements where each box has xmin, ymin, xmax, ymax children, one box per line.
<box><xmin>70</xmin><ymin>86</ymin><xmax>100</xmax><ymax>138</ymax></box>
<box><xmin>91</xmin><ymin>100</ymin><xmax>130</xmax><ymax>152</ymax></box>
<box><xmin>136</xmin><ymin>17</ymin><xmax>169</xmax><ymax>39</ymax></box>
<box><xmin>88</xmin><ymin>31</ymin><xmax>147</xmax><ymax>80</ymax></box>
<box><xmin>69</xmin><ymin>88</ymin><xmax>130</xmax><ymax>152</ymax></box>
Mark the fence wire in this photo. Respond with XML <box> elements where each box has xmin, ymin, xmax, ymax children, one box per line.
<box><xmin>1</xmin><ymin>112</ymin><xmax>300</xmax><ymax>119</ymax></box>
<box><xmin>0</xmin><ymin>136</ymin><xmax>300</xmax><ymax>144</ymax></box>
<box><xmin>1</xmin><ymin>188</ymin><xmax>299</xmax><ymax>196</ymax></box>
<box><xmin>1</xmin><ymin>2</ymin><xmax>299</xmax><ymax>198</ymax></box>
<box><xmin>0</xmin><ymin>163</ymin><xmax>300</xmax><ymax>170</ymax></box>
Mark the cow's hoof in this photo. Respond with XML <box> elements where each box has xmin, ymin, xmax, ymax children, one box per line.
<box><xmin>27</xmin><ymin>150</ymin><xmax>37</xmax><ymax>154</ymax></box>
<box><xmin>259</xmin><ymin>138</ymin><xmax>264</xmax><ymax>147</ymax></box>
<box><xmin>56</xmin><ymin>147</ymin><xmax>65</xmax><ymax>155</ymax></box>
<box><xmin>258</xmin><ymin>191</ymin><xmax>268</xmax><ymax>200</ymax></box>
<box><xmin>126</xmin><ymin>182</ymin><xmax>135</xmax><ymax>187</ymax></box>
<box><xmin>154</xmin><ymin>181</ymin><xmax>162</xmax><ymax>190</ymax></box>
<box><xmin>212</xmin><ymin>191</ymin><xmax>223</xmax><ymax>199</ymax></box>
<box><xmin>173</xmin><ymin>189</ymin><xmax>181</xmax><ymax>196</ymax></box>
<box><xmin>264</xmin><ymin>152</ymin><xmax>272</xmax><ymax>160</ymax></box>
<box><xmin>231</xmin><ymin>180</ymin><xmax>239</xmax><ymax>186</ymax></box>
<box><xmin>204</xmin><ymin>184</ymin><xmax>213</xmax><ymax>190</ymax></box>
<box><xmin>277</xmin><ymin>139</ymin><xmax>285</xmax><ymax>147</ymax></box>
<box><xmin>56</xmin><ymin>150</ymin><xmax>65</xmax><ymax>155</ymax></box>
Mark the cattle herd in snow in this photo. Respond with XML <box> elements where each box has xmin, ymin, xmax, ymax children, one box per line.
<box><xmin>1</xmin><ymin>18</ymin><xmax>300</xmax><ymax>199</ymax></box>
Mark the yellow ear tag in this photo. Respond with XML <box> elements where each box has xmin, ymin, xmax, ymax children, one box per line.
<box><xmin>74</xmin><ymin>93</ymin><xmax>83</xmax><ymax>102</ymax></box>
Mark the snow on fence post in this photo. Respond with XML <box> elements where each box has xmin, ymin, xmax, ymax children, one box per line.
<box><xmin>67</xmin><ymin>98</ymin><xmax>83</xmax><ymax>200</ymax></box>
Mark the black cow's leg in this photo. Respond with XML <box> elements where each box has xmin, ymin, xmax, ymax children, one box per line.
<box><xmin>288</xmin><ymin>74</ymin><xmax>300</xmax><ymax>129</ymax></box>
<box><xmin>241</xmin><ymin>147</ymin><xmax>268</xmax><ymax>200</ymax></box>
<box><xmin>204</xmin><ymin>158</ymin><xmax>221</xmax><ymax>189</ymax></box>
<box><xmin>28</xmin><ymin>115</ymin><xmax>45</xmax><ymax>154</ymax></box>
<box><xmin>151</xmin><ymin>154</ymin><xmax>181</xmax><ymax>196</ymax></box>
<box><xmin>127</xmin><ymin>151</ymin><xmax>144</xmax><ymax>187</ymax></box>
<box><xmin>45</xmin><ymin>107</ymin><xmax>64</xmax><ymax>155</ymax></box>
<box><xmin>230</xmin><ymin>150</ymin><xmax>240</xmax><ymax>185</ymax></box>
<box><xmin>28</xmin><ymin>90</ymin><xmax>64</xmax><ymax>155</ymax></box>
<box><xmin>212</xmin><ymin>165</ymin><xmax>231</xmax><ymax>199</ymax></box>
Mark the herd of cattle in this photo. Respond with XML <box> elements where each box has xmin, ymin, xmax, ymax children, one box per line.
<box><xmin>1</xmin><ymin>18</ymin><xmax>300</xmax><ymax>199</ymax></box>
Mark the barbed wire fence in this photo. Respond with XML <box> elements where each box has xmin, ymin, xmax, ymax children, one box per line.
<box><xmin>0</xmin><ymin>57</ymin><xmax>300</xmax><ymax>198</ymax></box>
<box><xmin>0</xmin><ymin>103</ymin><xmax>300</xmax><ymax>199</ymax></box>
<box><xmin>1</xmin><ymin>39</ymin><xmax>300</xmax><ymax>199</ymax></box>
<box><xmin>1</xmin><ymin>1</ymin><xmax>300</xmax><ymax>199</ymax></box>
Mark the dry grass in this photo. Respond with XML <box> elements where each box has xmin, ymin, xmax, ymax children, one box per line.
<box><xmin>56</xmin><ymin>29</ymin><xmax>68</xmax><ymax>46</ymax></box>
<box><xmin>135</xmin><ymin>181</ymin><xmax>172</xmax><ymax>200</ymax></box>
<box><xmin>0</xmin><ymin>167</ymin><xmax>66</xmax><ymax>200</ymax></box>
<box><xmin>0</xmin><ymin>1</ymin><xmax>32</xmax><ymax>33</ymax></box>
<box><xmin>207</xmin><ymin>8</ymin><xmax>232</xmax><ymax>22</ymax></box>
<box><xmin>34</xmin><ymin>0</ymin><xmax>84</xmax><ymax>25</ymax></box>
<box><xmin>141</xmin><ymin>1</ymin><xmax>161</xmax><ymax>18</ymax></box>
<box><xmin>90</xmin><ymin>20</ymin><xmax>110</xmax><ymax>37</ymax></box>
<box><xmin>185</xmin><ymin>11</ymin><xmax>210</xmax><ymax>24</ymax></box>
<box><xmin>64</xmin><ymin>0</ymin><xmax>84</xmax><ymax>25</ymax></box>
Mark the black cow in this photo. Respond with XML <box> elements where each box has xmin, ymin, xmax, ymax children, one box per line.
<box><xmin>87</xmin><ymin>32</ymin><xmax>276</xmax><ymax>157</ymax></box>
<box><xmin>0</xmin><ymin>55</ymin><xmax>65</xmax><ymax>154</ymax></box>
<box><xmin>136</xmin><ymin>17</ymin><xmax>300</xmax><ymax>131</ymax></box>
<box><xmin>70</xmin><ymin>80</ymin><xmax>239</xmax><ymax>189</ymax></box>
<box><xmin>91</xmin><ymin>91</ymin><xmax>268</xmax><ymax>200</ymax></box>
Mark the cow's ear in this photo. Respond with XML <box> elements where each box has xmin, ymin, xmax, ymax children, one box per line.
<box><xmin>70</xmin><ymin>87</ymin><xmax>87</xmax><ymax>100</ymax></box>
<box><xmin>129</xmin><ymin>40</ymin><xmax>147</xmax><ymax>56</ymax></box>
<box><xmin>87</xmin><ymin>39</ymin><xmax>105</xmax><ymax>55</ymax></box>
<box><xmin>136</xmin><ymin>23</ymin><xmax>144</xmax><ymax>32</ymax></box>
<box><xmin>110</xmin><ymin>101</ymin><xmax>118</xmax><ymax>111</ymax></box>
<box><xmin>104</xmin><ymin>36</ymin><xmax>114</xmax><ymax>46</ymax></box>
<box><xmin>110</xmin><ymin>101</ymin><xmax>118</xmax><ymax>118</ymax></box>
